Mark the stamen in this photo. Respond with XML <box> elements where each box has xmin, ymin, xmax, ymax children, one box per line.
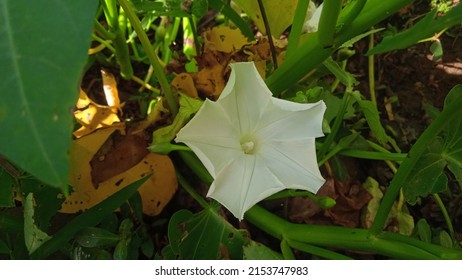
<box><xmin>241</xmin><ymin>141</ymin><xmax>255</xmax><ymax>154</ymax></box>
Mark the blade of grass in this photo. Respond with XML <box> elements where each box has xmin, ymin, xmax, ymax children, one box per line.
<box><xmin>286</xmin><ymin>0</ymin><xmax>311</xmax><ymax>59</ymax></box>
<box><xmin>317</xmin><ymin>0</ymin><xmax>342</xmax><ymax>47</ymax></box>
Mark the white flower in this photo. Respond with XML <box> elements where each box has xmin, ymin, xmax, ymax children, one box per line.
<box><xmin>175</xmin><ymin>62</ymin><xmax>326</xmax><ymax>220</ymax></box>
<box><xmin>303</xmin><ymin>2</ymin><xmax>323</xmax><ymax>33</ymax></box>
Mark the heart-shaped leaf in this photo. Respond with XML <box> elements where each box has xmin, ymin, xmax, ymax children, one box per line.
<box><xmin>0</xmin><ymin>0</ymin><xmax>97</xmax><ymax>191</ymax></box>
<box><xmin>166</xmin><ymin>208</ymin><xmax>247</xmax><ymax>259</ymax></box>
<box><xmin>404</xmin><ymin>85</ymin><xmax>462</xmax><ymax>203</ymax></box>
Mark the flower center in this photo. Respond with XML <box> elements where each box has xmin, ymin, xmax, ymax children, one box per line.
<box><xmin>240</xmin><ymin>136</ymin><xmax>258</xmax><ymax>154</ymax></box>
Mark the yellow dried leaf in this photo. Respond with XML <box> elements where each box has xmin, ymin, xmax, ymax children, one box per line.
<box><xmin>253</xmin><ymin>60</ymin><xmax>267</xmax><ymax>79</ymax></box>
<box><xmin>193</xmin><ymin>65</ymin><xmax>226</xmax><ymax>99</ymax></box>
<box><xmin>244</xmin><ymin>38</ymin><xmax>287</xmax><ymax>79</ymax></box>
<box><xmin>73</xmin><ymin>89</ymin><xmax>120</xmax><ymax>138</ymax></box>
<box><xmin>64</xmin><ymin>125</ymin><xmax>177</xmax><ymax>216</ymax></box>
<box><xmin>76</xmin><ymin>88</ymin><xmax>91</xmax><ymax>109</ymax></box>
<box><xmin>171</xmin><ymin>73</ymin><xmax>198</xmax><ymax>98</ymax></box>
<box><xmin>203</xmin><ymin>26</ymin><xmax>249</xmax><ymax>53</ymax></box>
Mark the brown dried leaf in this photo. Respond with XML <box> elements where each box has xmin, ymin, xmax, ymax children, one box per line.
<box><xmin>325</xmin><ymin>180</ymin><xmax>372</xmax><ymax>228</ymax></box>
<box><xmin>171</xmin><ymin>73</ymin><xmax>198</xmax><ymax>98</ymax></box>
<box><xmin>64</xmin><ymin>125</ymin><xmax>177</xmax><ymax>216</ymax></box>
<box><xmin>192</xmin><ymin>62</ymin><xmax>226</xmax><ymax>99</ymax></box>
<box><xmin>289</xmin><ymin>178</ymin><xmax>337</xmax><ymax>223</ymax></box>
<box><xmin>90</xmin><ymin>131</ymin><xmax>149</xmax><ymax>187</ymax></box>
<box><xmin>289</xmin><ymin>177</ymin><xmax>372</xmax><ymax>228</ymax></box>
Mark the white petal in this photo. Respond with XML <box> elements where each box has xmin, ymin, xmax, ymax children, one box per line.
<box><xmin>219</xmin><ymin>62</ymin><xmax>271</xmax><ymax>135</ymax></box>
<box><xmin>176</xmin><ymin>99</ymin><xmax>241</xmax><ymax>177</ymax></box>
<box><xmin>257</xmin><ymin>100</ymin><xmax>326</xmax><ymax>140</ymax></box>
<box><xmin>259</xmin><ymin>139</ymin><xmax>325</xmax><ymax>193</ymax></box>
<box><xmin>207</xmin><ymin>154</ymin><xmax>286</xmax><ymax>220</ymax></box>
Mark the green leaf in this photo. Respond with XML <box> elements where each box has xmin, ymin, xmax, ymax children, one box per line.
<box><xmin>0</xmin><ymin>0</ymin><xmax>98</xmax><ymax>191</ymax></box>
<box><xmin>166</xmin><ymin>209</ymin><xmax>191</xmax><ymax>256</ymax></box>
<box><xmin>243</xmin><ymin>240</ymin><xmax>283</xmax><ymax>260</ymax></box>
<box><xmin>151</xmin><ymin>93</ymin><xmax>203</xmax><ymax>145</ymax></box>
<box><xmin>140</xmin><ymin>234</ymin><xmax>154</xmax><ymax>259</ymax></box>
<box><xmin>160</xmin><ymin>244</ymin><xmax>178</xmax><ymax>259</ymax></box>
<box><xmin>404</xmin><ymin>86</ymin><xmax>462</xmax><ymax>204</ymax></box>
<box><xmin>323</xmin><ymin>57</ymin><xmax>358</xmax><ymax>89</ymax></box>
<box><xmin>30</xmin><ymin>176</ymin><xmax>147</xmax><ymax>259</ymax></box>
<box><xmin>113</xmin><ymin>239</ymin><xmax>131</xmax><ymax>260</ymax></box>
<box><xmin>368</xmin><ymin>4</ymin><xmax>462</xmax><ymax>55</ymax></box>
<box><xmin>429</xmin><ymin>39</ymin><xmax>443</xmax><ymax>61</ymax></box>
<box><xmin>75</xmin><ymin>227</ymin><xmax>120</xmax><ymax>248</ymax></box>
<box><xmin>405</xmin><ymin>138</ymin><xmax>448</xmax><ymax>204</ymax></box>
<box><xmin>167</xmin><ymin>208</ymin><xmax>247</xmax><ymax>259</ymax></box>
<box><xmin>24</xmin><ymin>193</ymin><xmax>51</xmax><ymax>254</ymax></box>
<box><xmin>362</xmin><ymin>177</ymin><xmax>383</xmax><ymax>229</ymax></box>
<box><xmin>392</xmin><ymin>204</ymin><xmax>414</xmax><ymax>236</ymax></box>
<box><xmin>20</xmin><ymin>178</ymin><xmax>64</xmax><ymax>231</ymax></box>
<box><xmin>322</xmin><ymin>91</ymin><xmax>356</xmax><ymax>123</ymax></box>
<box><xmin>438</xmin><ymin>230</ymin><xmax>453</xmax><ymax>248</ymax></box>
<box><xmin>416</xmin><ymin>219</ymin><xmax>432</xmax><ymax>243</ymax></box>
<box><xmin>191</xmin><ymin>0</ymin><xmax>208</xmax><ymax>18</ymax></box>
<box><xmin>131</xmin><ymin>0</ymin><xmax>165</xmax><ymax>13</ymax></box>
<box><xmin>354</xmin><ymin>94</ymin><xmax>399</xmax><ymax>151</ymax></box>
<box><xmin>233</xmin><ymin>0</ymin><xmax>297</xmax><ymax>38</ymax></box>
<box><xmin>72</xmin><ymin>246</ymin><xmax>113</xmax><ymax>260</ymax></box>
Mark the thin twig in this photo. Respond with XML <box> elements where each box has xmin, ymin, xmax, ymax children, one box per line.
<box><xmin>257</xmin><ymin>0</ymin><xmax>278</xmax><ymax>69</ymax></box>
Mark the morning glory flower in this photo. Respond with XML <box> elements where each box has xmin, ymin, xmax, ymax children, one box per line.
<box><xmin>175</xmin><ymin>62</ymin><xmax>326</xmax><ymax>220</ymax></box>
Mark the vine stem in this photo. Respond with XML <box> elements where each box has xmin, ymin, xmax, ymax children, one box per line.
<box><xmin>433</xmin><ymin>193</ymin><xmax>455</xmax><ymax>240</ymax></box>
<box><xmin>287</xmin><ymin>239</ymin><xmax>352</xmax><ymax>260</ymax></box>
<box><xmin>245</xmin><ymin>205</ymin><xmax>462</xmax><ymax>259</ymax></box>
<box><xmin>118</xmin><ymin>0</ymin><xmax>178</xmax><ymax>116</ymax></box>
<box><xmin>176</xmin><ymin>170</ymin><xmax>210</xmax><ymax>209</ymax></box>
